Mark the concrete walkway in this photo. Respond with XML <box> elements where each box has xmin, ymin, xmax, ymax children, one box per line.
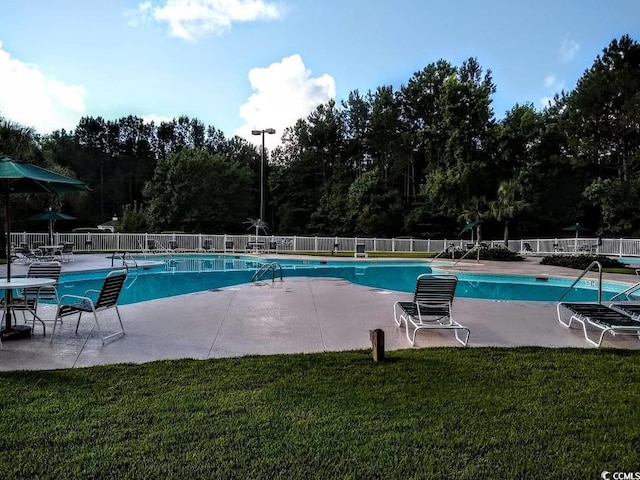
<box><xmin>1</xmin><ymin>254</ymin><xmax>639</xmax><ymax>371</ymax></box>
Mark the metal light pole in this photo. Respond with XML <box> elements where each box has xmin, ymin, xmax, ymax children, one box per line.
<box><xmin>251</xmin><ymin>128</ymin><xmax>276</xmax><ymax>240</ymax></box>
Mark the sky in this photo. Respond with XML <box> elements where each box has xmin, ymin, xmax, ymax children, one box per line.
<box><xmin>0</xmin><ymin>0</ymin><xmax>638</xmax><ymax>151</ymax></box>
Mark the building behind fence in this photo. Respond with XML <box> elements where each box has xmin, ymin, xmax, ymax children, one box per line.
<box><xmin>9</xmin><ymin>232</ymin><xmax>640</xmax><ymax>258</ymax></box>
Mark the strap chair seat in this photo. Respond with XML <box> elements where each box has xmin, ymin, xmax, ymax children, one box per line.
<box><xmin>609</xmin><ymin>302</ymin><xmax>640</xmax><ymax>320</ymax></box>
<box><xmin>557</xmin><ymin>302</ymin><xmax>640</xmax><ymax>347</ymax></box>
<box><xmin>51</xmin><ymin>269</ymin><xmax>127</xmax><ymax>345</ymax></box>
<box><xmin>393</xmin><ymin>274</ymin><xmax>470</xmax><ymax>346</ymax></box>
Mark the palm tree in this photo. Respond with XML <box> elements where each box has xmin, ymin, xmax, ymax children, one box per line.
<box><xmin>489</xmin><ymin>179</ymin><xmax>527</xmax><ymax>247</ymax></box>
<box><xmin>0</xmin><ymin>116</ymin><xmax>39</xmax><ymax>160</ymax></box>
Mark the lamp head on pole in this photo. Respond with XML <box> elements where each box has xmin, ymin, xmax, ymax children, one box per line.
<box><xmin>251</xmin><ymin>128</ymin><xmax>276</xmax><ymax>136</ymax></box>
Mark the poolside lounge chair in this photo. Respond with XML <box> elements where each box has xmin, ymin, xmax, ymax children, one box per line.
<box><xmin>609</xmin><ymin>302</ymin><xmax>640</xmax><ymax>320</ymax></box>
<box><xmin>12</xmin><ymin>246</ymin><xmax>52</xmax><ymax>264</ymax></box>
<box><xmin>51</xmin><ymin>269</ymin><xmax>127</xmax><ymax>345</ymax></box>
<box><xmin>557</xmin><ymin>302</ymin><xmax>640</xmax><ymax>347</ymax></box>
<box><xmin>393</xmin><ymin>274</ymin><xmax>470</xmax><ymax>346</ymax></box>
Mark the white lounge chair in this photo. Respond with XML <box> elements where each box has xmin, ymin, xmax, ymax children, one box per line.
<box><xmin>557</xmin><ymin>302</ymin><xmax>640</xmax><ymax>347</ymax></box>
<box><xmin>393</xmin><ymin>274</ymin><xmax>470</xmax><ymax>346</ymax></box>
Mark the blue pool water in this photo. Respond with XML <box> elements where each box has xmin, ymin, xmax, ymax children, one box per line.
<box><xmin>611</xmin><ymin>256</ymin><xmax>640</xmax><ymax>266</ymax></box>
<box><xmin>48</xmin><ymin>254</ymin><xmax>629</xmax><ymax>305</ymax></box>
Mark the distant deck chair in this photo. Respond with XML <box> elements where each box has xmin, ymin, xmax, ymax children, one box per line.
<box><xmin>13</xmin><ymin>247</ymin><xmax>39</xmax><ymax>264</ymax></box>
<box><xmin>58</xmin><ymin>242</ymin><xmax>75</xmax><ymax>262</ymax></box>
<box><xmin>51</xmin><ymin>269</ymin><xmax>127</xmax><ymax>345</ymax></box>
<box><xmin>1</xmin><ymin>261</ymin><xmax>61</xmax><ymax>335</ymax></box>
<box><xmin>12</xmin><ymin>246</ymin><xmax>53</xmax><ymax>264</ymax></box>
<box><xmin>522</xmin><ymin>242</ymin><xmax>533</xmax><ymax>254</ymax></box>
<box><xmin>202</xmin><ymin>239</ymin><xmax>213</xmax><ymax>251</ymax></box>
<box><xmin>393</xmin><ymin>274</ymin><xmax>470</xmax><ymax>346</ymax></box>
<box><xmin>146</xmin><ymin>239</ymin><xmax>157</xmax><ymax>252</ymax></box>
<box><xmin>557</xmin><ymin>302</ymin><xmax>640</xmax><ymax>347</ymax></box>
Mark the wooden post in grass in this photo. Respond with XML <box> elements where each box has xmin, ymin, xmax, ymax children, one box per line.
<box><xmin>370</xmin><ymin>329</ymin><xmax>384</xmax><ymax>362</ymax></box>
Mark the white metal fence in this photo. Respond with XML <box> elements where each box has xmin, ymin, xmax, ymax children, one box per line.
<box><xmin>8</xmin><ymin>232</ymin><xmax>640</xmax><ymax>258</ymax></box>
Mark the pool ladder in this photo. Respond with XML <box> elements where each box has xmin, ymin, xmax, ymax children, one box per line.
<box><xmin>110</xmin><ymin>252</ymin><xmax>140</xmax><ymax>288</ymax></box>
<box><xmin>251</xmin><ymin>262</ymin><xmax>283</xmax><ymax>282</ymax></box>
<box><xmin>558</xmin><ymin>261</ymin><xmax>603</xmax><ymax>302</ymax></box>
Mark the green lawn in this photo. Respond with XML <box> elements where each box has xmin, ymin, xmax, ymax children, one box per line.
<box><xmin>1</xmin><ymin>348</ymin><xmax>639</xmax><ymax>479</ymax></box>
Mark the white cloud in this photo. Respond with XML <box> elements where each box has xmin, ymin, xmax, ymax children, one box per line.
<box><xmin>0</xmin><ymin>41</ymin><xmax>86</xmax><ymax>134</ymax></box>
<box><xmin>132</xmin><ymin>0</ymin><xmax>283</xmax><ymax>41</ymax></box>
<box><xmin>235</xmin><ymin>54</ymin><xmax>336</xmax><ymax>150</ymax></box>
<box><xmin>540</xmin><ymin>73</ymin><xmax>565</xmax><ymax>109</ymax></box>
<box><xmin>559</xmin><ymin>35</ymin><xmax>580</xmax><ymax>63</ymax></box>
<box><xmin>141</xmin><ymin>113</ymin><xmax>176</xmax><ymax>125</ymax></box>
<box><xmin>543</xmin><ymin>74</ymin><xmax>556</xmax><ymax>89</ymax></box>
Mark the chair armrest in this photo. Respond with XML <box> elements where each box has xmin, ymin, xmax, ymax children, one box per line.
<box><xmin>59</xmin><ymin>293</ymin><xmax>94</xmax><ymax>308</ymax></box>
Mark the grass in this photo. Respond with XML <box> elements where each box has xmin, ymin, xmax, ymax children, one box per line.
<box><xmin>1</xmin><ymin>348</ymin><xmax>639</xmax><ymax>479</ymax></box>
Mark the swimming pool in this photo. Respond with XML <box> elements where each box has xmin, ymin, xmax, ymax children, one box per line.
<box><xmin>50</xmin><ymin>254</ymin><xmax>630</xmax><ymax>305</ymax></box>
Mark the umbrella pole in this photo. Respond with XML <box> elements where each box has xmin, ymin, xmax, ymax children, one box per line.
<box><xmin>1</xmin><ymin>190</ymin><xmax>31</xmax><ymax>340</ymax></box>
<box><xmin>5</xmin><ymin>190</ymin><xmax>10</xmax><ymax>283</ymax></box>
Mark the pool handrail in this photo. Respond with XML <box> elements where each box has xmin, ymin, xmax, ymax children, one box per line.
<box><xmin>251</xmin><ymin>262</ymin><xmax>283</xmax><ymax>282</ymax></box>
<box><xmin>452</xmin><ymin>246</ymin><xmax>480</xmax><ymax>266</ymax></box>
<box><xmin>557</xmin><ymin>260</ymin><xmax>603</xmax><ymax>303</ymax></box>
<box><xmin>428</xmin><ymin>244</ymin><xmax>454</xmax><ymax>263</ymax></box>
<box><xmin>609</xmin><ymin>281</ymin><xmax>640</xmax><ymax>302</ymax></box>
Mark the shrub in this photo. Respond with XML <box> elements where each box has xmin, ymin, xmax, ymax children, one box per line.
<box><xmin>540</xmin><ymin>254</ymin><xmax>625</xmax><ymax>270</ymax></box>
<box><xmin>452</xmin><ymin>247</ymin><xmax>524</xmax><ymax>261</ymax></box>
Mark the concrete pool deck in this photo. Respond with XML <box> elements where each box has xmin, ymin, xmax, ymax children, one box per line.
<box><xmin>1</xmin><ymin>253</ymin><xmax>639</xmax><ymax>371</ymax></box>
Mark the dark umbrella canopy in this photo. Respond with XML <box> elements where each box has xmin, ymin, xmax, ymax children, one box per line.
<box><xmin>28</xmin><ymin>210</ymin><xmax>76</xmax><ymax>222</ymax></box>
<box><xmin>562</xmin><ymin>223</ymin><xmax>589</xmax><ymax>238</ymax></box>
<box><xmin>28</xmin><ymin>210</ymin><xmax>77</xmax><ymax>244</ymax></box>
<box><xmin>459</xmin><ymin>220</ymin><xmax>482</xmax><ymax>236</ymax></box>
<box><xmin>0</xmin><ymin>155</ymin><xmax>88</xmax><ymax>338</ymax></box>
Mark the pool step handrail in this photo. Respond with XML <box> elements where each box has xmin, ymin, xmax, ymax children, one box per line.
<box><xmin>557</xmin><ymin>260</ymin><xmax>603</xmax><ymax>303</ymax></box>
<box><xmin>452</xmin><ymin>246</ymin><xmax>480</xmax><ymax>266</ymax></box>
<box><xmin>111</xmin><ymin>252</ymin><xmax>138</xmax><ymax>269</ymax></box>
<box><xmin>429</xmin><ymin>244</ymin><xmax>455</xmax><ymax>263</ymax></box>
<box><xmin>609</xmin><ymin>281</ymin><xmax>640</xmax><ymax>302</ymax></box>
<box><xmin>251</xmin><ymin>262</ymin><xmax>283</xmax><ymax>282</ymax></box>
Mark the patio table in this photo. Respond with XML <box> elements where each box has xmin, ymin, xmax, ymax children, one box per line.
<box><xmin>0</xmin><ymin>277</ymin><xmax>57</xmax><ymax>340</ymax></box>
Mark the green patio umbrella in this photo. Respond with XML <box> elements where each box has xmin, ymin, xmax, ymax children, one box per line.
<box><xmin>0</xmin><ymin>155</ymin><xmax>89</xmax><ymax>339</ymax></box>
<box><xmin>562</xmin><ymin>223</ymin><xmax>589</xmax><ymax>252</ymax></box>
<box><xmin>458</xmin><ymin>220</ymin><xmax>482</xmax><ymax>236</ymax></box>
<box><xmin>458</xmin><ymin>220</ymin><xmax>482</xmax><ymax>244</ymax></box>
<box><xmin>562</xmin><ymin>222</ymin><xmax>589</xmax><ymax>238</ymax></box>
<box><xmin>28</xmin><ymin>209</ymin><xmax>76</xmax><ymax>245</ymax></box>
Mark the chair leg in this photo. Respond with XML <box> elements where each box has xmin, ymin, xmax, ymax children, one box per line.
<box><xmin>74</xmin><ymin>312</ymin><xmax>85</xmax><ymax>334</ymax></box>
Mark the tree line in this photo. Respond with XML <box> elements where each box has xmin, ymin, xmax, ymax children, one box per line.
<box><xmin>1</xmin><ymin>35</ymin><xmax>639</xmax><ymax>243</ymax></box>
